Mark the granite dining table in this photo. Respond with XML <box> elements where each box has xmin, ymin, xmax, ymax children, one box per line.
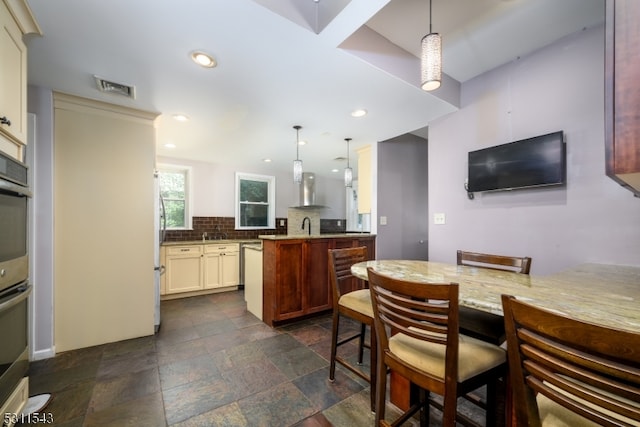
<box><xmin>351</xmin><ymin>260</ymin><xmax>640</xmax><ymax>424</ymax></box>
<box><xmin>351</xmin><ymin>260</ymin><xmax>640</xmax><ymax>333</ymax></box>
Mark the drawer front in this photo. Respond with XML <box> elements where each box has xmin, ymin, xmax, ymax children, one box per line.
<box><xmin>167</xmin><ymin>246</ymin><xmax>202</xmax><ymax>255</ymax></box>
<box><xmin>204</xmin><ymin>243</ymin><xmax>239</xmax><ymax>254</ymax></box>
<box><xmin>0</xmin><ymin>377</ymin><xmax>29</xmax><ymax>427</ymax></box>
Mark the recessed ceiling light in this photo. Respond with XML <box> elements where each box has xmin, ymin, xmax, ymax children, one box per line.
<box><xmin>164</xmin><ymin>143</ymin><xmax>176</xmax><ymax>149</ymax></box>
<box><xmin>190</xmin><ymin>51</ymin><xmax>216</xmax><ymax>68</ymax></box>
<box><xmin>298</xmin><ymin>140</ymin><xmax>307</xmax><ymax>146</ymax></box>
<box><xmin>263</xmin><ymin>158</ymin><xmax>272</xmax><ymax>163</ymax></box>
<box><xmin>351</xmin><ymin>109</ymin><xmax>367</xmax><ymax>118</ymax></box>
<box><xmin>172</xmin><ymin>114</ymin><xmax>189</xmax><ymax>122</ymax></box>
<box><xmin>331</xmin><ymin>168</ymin><xmax>339</xmax><ymax>173</ymax></box>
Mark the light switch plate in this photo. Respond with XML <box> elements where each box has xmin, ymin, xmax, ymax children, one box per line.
<box><xmin>434</xmin><ymin>213</ymin><xmax>446</xmax><ymax>225</ymax></box>
<box><xmin>380</xmin><ymin>216</ymin><xmax>388</xmax><ymax>225</ymax></box>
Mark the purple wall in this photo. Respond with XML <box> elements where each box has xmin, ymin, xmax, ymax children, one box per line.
<box><xmin>377</xmin><ymin>134</ymin><xmax>429</xmax><ymax>260</ymax></box>
<box><xmin>428</xmin><ymin>25</ymin><xmax>640</xmax><ymax>274</ymax></box>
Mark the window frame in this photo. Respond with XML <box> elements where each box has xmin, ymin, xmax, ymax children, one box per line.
<box><xmin>157</xmin><ymin>163</ymin><xmax>193</xmax><ymax>230</ymax></box>
<box><xmin>235</xmin><ymin>172</ymin><xmax>276</xmax><ymax>230</ymax></box>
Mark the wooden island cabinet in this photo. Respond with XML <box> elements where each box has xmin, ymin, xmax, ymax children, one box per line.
<box><xmin>605</xmin><ymin>0</ymin><xmax>640</xmax><ymax>197</ymax></box>
<box><xmin>261</xmin><ymin>234</ymin><xmax>375</xmax><ymax>327</ymax></box>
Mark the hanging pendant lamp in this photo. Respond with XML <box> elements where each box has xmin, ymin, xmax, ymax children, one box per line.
<box><xmin>344</xmin><ymin>138</ymin><xmax>353</xmax><ymax>188</ymax></box>
<box><xmin>293</xmin><ymin>125</ymin><xmax>303</xmax><ymax>184</ymax></box>
<box><xmin>421</xmin><ymin>0</ymin><xmax>441</xmax><ymax>91</ymax></box>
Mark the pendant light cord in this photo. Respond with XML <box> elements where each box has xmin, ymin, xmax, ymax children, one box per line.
<box><xmin>346</xmin><ymin>138</ymin><xmax>351</xmax><ymax>167</ymax></box>
<box><xmin>294</xmin><ymin>125</ymin><xmax>301</xmax><ymax>161</ymax></box>
<box><xmin>429</xmin><ymin>0</ymin><xmax>433</xmax><ymax>34</ymax></box>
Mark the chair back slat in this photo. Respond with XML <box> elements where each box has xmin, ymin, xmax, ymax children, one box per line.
<box><xmin>524</xmin><ymin>360</ymin><xmax>640</xmax><ymax>421</ymax></box>
<box><xmin>519</xmin><ymin>330</ymin><xmax>640</xmax><ymax>401</ymax></box>
<box><xmin>502</xmin><ymin>294</ymin><xmax>640</xmax><ymax>427</ymax></box>
<box><xmin>457</xmin><ymin>250</ymin><xmax>532</xmax><ymax>274</ymax></box>
<box><xmin>329</xmin><ymin>247</ymin><xmax>367</xmax><ymax>300</ymax></box>
<box><xmin>367</xmin><ymin>266</ymin><xmax>459</xmax><ymax>358</ymax></box>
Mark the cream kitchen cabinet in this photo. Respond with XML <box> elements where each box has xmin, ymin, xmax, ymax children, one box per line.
<box><xmin>163</xmin><ymin>245</ymin><xmax>203</xmax><ymax>294</ymax></box>
<box><xmin>0</xmin><ymin>0</ymin><xmax>40</xmax><ymax>161</ymax></box>
<box><xmin>0</xmin><ymin>377</ymin><xmax>28</xmax><ymax>427</ymax></box>
<box><xmin>356</xmin><ymin>145</ymin><xmax>372</xmax><ymax>214</ymax></box>
<box><xmin>203</xmin><ymin>243</ymin><xmax>239</xmax><ymax>289</ymax></box>
<box><xmin>161</xmin><ymin>243</ymin><xmax>240</xmax><ymax>297</ymax></box>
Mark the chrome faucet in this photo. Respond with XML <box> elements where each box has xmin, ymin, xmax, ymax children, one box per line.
<box><xmin>302</xmin><ymin>217</ymin><xmax>311</xmax><ymax>235</ymax></box>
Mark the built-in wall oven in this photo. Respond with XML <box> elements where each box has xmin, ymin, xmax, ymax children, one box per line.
<box><xmin>0</xmin><ymin>150</ymin><xmax>31</xmax><ymax>408</ymax></box>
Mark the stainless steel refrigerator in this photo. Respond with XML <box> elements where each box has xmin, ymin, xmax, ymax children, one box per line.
<box><xmin>153</xmin><ymin>172</ymin><xmax>166</xmax><ymax>332</ymax></box>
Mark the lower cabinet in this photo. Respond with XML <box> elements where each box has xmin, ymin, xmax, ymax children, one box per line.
<box><xmin>262</xmin><ymin>235</ymin><xmax>376</xmax><ymax>326</ymax></box>
<box><xmin>162</xmin><ymin>243</ymin><xmax>239</xmax><ymax>296</ymax></box>
<box><xmin>164</xmin><ymin>245</ymin><xmax>203</xmax><ymax>294</ymax></box>
<box><xmin>0</xmin><ymin>377</ymin><xmax>28</xmax><ymax>427</ymax></box>
<box><xmin>203</xmin><ymin>244</ymin><xmax>239</xmax><ymax>289</ymax></box>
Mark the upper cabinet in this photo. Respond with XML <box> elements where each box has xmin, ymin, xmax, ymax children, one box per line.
<box><xmin>0</xmin><ymin>0</ymin><xmax>41</xmax><ymax>161</ymax></box>
<box><xmin>356</xmin><ymin>145</ymin><xmax>372</xmax><ymax>214</ymax></box>
<box><xmin>605</xmin><ymin>0</ymin><xmax>640</xmax><ymax>197</ymax></box>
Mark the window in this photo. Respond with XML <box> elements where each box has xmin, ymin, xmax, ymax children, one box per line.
<box><xmin>158</xmin><ymin>165</ymin><xmax>192</xmax><ymax>229</ymax></box>
<box><xmin>235</xmin><ymin>172</ymin><xmax>275</xmax><ymax>229</ymax></box>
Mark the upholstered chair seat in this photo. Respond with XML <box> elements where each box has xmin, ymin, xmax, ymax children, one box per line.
<box><xmin>389</xmin><ymin>332</ymin><xmax>506</xmax><ymax>382</ymax></box>
<box><xmin>338</xmin><ymin>288</ymin><xmax>374</xmax><ymax>318</ymax></box>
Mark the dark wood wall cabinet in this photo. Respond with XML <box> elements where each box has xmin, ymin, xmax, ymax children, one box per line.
<box><xmin>605</xmin><ymin>0</ymin><xmax>640</xmax><ymax>197</ymax></box>
<box><xmin>262</xmin><ymin>235</ymin><xmax>376</xmax><ymax>327</ymax></box>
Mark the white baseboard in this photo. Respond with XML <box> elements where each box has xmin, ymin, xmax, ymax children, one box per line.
<box><xmin>31</xmin><ymin>347</ymin><xmax>55</xmax><ymax>361</ymax></box>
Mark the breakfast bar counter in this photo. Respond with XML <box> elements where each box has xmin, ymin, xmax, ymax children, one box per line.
<box><xmin>351</xmin><ymin>260</ymin><xmax>640</xmax><ymax>333</ymax></box>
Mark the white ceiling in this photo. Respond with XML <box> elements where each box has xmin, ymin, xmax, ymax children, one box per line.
<box><xmin>25</xmin><ymin>0</ymin><xmax>604</xmax><ymax>180</ymax></box>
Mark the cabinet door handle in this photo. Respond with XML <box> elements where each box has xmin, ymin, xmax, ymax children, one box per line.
<box><xmin>0</xmin><ymin>116</ymin><xmax>11</xmax><ymax>126</ymax></box>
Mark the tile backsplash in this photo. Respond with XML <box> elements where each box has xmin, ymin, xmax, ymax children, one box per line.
<box><xmin>163</xmin><ymin>216</ymin><xmax>346</xmax><ymax>242</ymax></box>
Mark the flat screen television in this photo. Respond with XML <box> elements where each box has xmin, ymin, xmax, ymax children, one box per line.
<box><xmin>467</xmin><ymin>131</ymin><xmax>566</xmax><ymax>193</ymax></box>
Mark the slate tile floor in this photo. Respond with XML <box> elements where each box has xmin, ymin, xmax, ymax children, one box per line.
<box><xmin>25</xmin><ymin>291</ymin><xmax>482</xmax><ymax>426</ymax></box>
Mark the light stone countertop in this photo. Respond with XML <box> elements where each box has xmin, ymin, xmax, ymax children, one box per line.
<box><xmin>162</xmin><ymin>239</ymin><xmax>261</xmax><ymax>246</ymax></box>
<box><xmin>352</xmin><ymin>260</ymin><xmax>640</xmax><ymax>333</ymax></box>
<box><xmin>259</xmin><ymin>233</ymin><xmax>375</xmax><ymax>240</ymax></box>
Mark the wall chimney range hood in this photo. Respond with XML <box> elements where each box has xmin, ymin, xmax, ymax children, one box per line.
<box><xmin>293</xmin><ymin>172</ymin><xmax>327</xmax><ymax>209</ymax></box>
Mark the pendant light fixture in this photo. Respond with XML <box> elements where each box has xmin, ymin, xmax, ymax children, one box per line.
<box><xmin>344</xmin><ymin>138</ymin><xmax>353</xmax><ymax>188</ymax></box>
<box><xmin>421</xmin><ymin>0</ymin><xmax>441</xmax><ymax>91</ymax></box>
<box><xmin>293</xmin><ymin>125</ymin><xmax>303</xmax><ymax>184</ymax></box>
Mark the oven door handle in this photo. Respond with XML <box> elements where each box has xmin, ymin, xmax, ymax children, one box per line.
<box><xmin>0</xmin><ymin>284</ymin><xmax>32</xmax><ymax>314</ymax></box>
<box><xmin>0</xmin><ymin>179</ymin><xmax>32</xmax><ymax>198</ymax></box>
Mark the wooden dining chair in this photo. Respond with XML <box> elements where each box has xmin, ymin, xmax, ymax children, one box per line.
<box><xmin>328</xmin><ymin>246</ymin><xmax>376</xmax><ymax>411</ymax></box>
<box><xmin>367</xmin><ymin>267</ymin><xmax>507</xmax><ymax>427</ymax></box>
<box><xmin>456</xmin><ymin>250</ymin><xmax>533</xmax><ymax>418</ymax></box>
<box><xmin>457</xmin><ymin>250</ymin><xmax>532</xmax><ymax>274</ymax></box>
<box><xmin>502</xmin><ymin>294</ymin><xmax>640</xmax><ymax>426</ymax></box>
<box><xmin>456</xmin><ymin>250</ymin><xmax>532</xmax><ymax>345</ymax></box>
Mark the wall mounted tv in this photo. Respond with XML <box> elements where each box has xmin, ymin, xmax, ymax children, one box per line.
<box><xmin>467</xmin><ymin>131</ymin><xmax>566</xmax><ymax>193</ymax></box>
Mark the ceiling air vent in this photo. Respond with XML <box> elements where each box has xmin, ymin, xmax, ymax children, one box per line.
<box><xmin>94</xmin><ymin>76</ymin><xmax>136</xmax><ymax>99</ymax></box>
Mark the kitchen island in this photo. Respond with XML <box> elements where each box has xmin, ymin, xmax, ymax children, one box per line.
<box><xmin>259</xmin><ymin>234</ymin><xmax>376</xmax><ymax>327</ymax></box>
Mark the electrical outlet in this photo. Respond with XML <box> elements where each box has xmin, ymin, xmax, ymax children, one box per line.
<box><xmin>434</xmin><ymin>213</ymin><xmax>446</xmax><ymax>225</ymax></box>
<box><xmin>279</xmin><ymin>219</ymin><xmax>285</xmax><ymax>227</ymax></box>
<box><xmin>337</xmin><ymin>220</ymin><xmax>341</xmax><ymax>226</ymax></box>
<box><xmin>380</xmin><ymin>216</ymin><xmax>388</xmax><ymax>225</ymax></box>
